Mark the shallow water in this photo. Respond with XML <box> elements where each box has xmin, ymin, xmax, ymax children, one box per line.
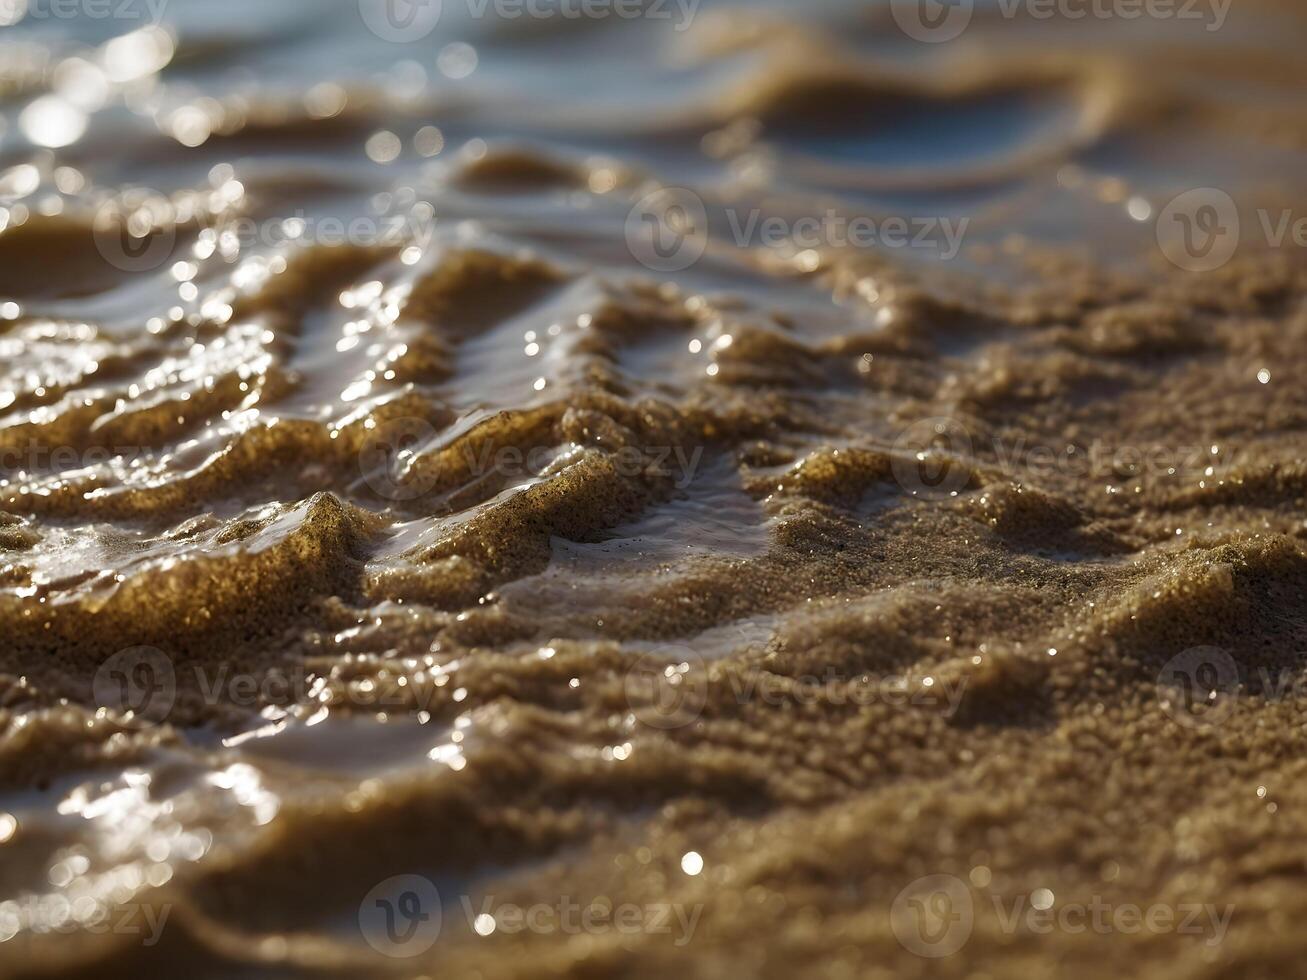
<box><xmin>2</xmin><ymin>0</ymin><xmax>1307</xmax><ymax>976</ymax></box>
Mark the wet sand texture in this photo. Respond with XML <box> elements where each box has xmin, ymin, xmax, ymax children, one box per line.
<box><xmin>2</xmin><ymin>0</ymin><xmax>1307</xmax><ymax>976</ymax></box>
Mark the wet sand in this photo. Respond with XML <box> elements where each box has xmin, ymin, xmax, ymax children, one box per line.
<box><xmin>2</xmin><ymin>0</ymin><xmax>1307</xmax><ymax>976</ymax></box>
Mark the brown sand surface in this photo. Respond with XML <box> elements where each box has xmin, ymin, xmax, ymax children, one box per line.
<box><xmin>1</xmin><ymin>1</ymin><xmax>1306</xmax><ymax>976</ymax></box>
